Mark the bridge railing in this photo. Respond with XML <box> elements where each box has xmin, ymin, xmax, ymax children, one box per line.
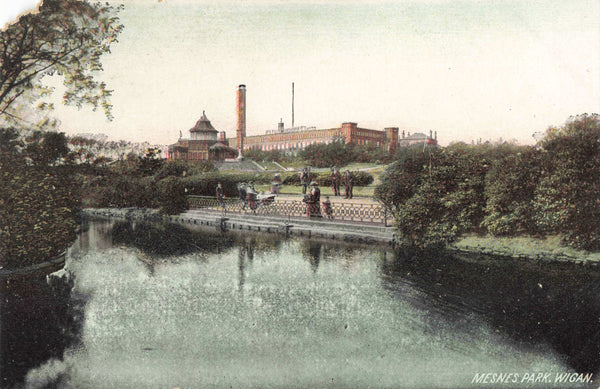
<box><xmin>187</xmin><ymin>196</ymin><xmax>393</xmax><ymax>226</ymax></box>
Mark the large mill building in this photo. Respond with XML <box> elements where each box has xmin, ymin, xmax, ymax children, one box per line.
<box><xmin>167</xmin><ymin>84</ymin><xmax>437</xmax><ymax>162</ymax></box>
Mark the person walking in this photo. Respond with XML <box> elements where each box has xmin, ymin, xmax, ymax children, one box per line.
<box><xmin>344</xmin><ymin>170</ymin><xmax>353</xmax><ymax>199</ymax></box>
<box><xmin>237</xmin><ymin>183</ymin><xmax>247</xmax><ymax>210</ymax></box>
<box><xmin>300</xmin><ymin>168</ymin><xmax>309</xmax><ymax>195</ymax></box>
<box><xmin>271</xmin><ymin>173</ymin><xmax>281</xmax><ymax>195</ymax></box>
<box><xmin>246</xmin><ymin>185</ymin><xmax>257</xmax><ymax>212</ymax></box>
<box><xmin>216</xmin><ymin>182</ymin><xmax>224</xmax><ymax>207</ymax></box>
<box><xmin>331</xmin><ymin>167</ymin><xmax>340</xmax><ymax>196</ymax></box>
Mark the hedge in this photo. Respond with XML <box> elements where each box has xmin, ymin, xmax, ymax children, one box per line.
<box><xmin>281</xmin><ymin>171</ymin><xmax>373</xmax><ymax>187</ymax></box>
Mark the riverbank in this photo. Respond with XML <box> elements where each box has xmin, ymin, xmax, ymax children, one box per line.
<box><xmin>452</xmin><ymin>235</ymin><xmax>600</xmax><ymax>266</ymax></box>
<box><xmin>0</xmin><ymin>252</ymin><xmax>66</xmax><ymax>279</ymax></box>
<box><xmin>80</xmin><ymin>208</ymin><xmax>600</xmax><ymax>266</ymax></box>
<box><xmin>81</xmin><ymin>208</ymin><xmax>396</xmax><ymax>245</ymax></box>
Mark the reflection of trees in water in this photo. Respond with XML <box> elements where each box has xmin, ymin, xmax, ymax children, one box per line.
<box><xmin>299</xmin><ymin>241</ymin><xmax>322</xmax><ymax>272</ymax></box>
<box><xmin>230</xmin><ymin>231</ymin><xmax>283</xmax><ymax>254</ymax></box>
<box><xmin>237</xmin><ymin>236</ymin><xmax>256</xmax><ymax>295</ymax></box>
<box><xmin>235</xmin><ymin>234</ymin><xmax>288</xmax><ymax>295</ymax></box>
<box><xmin>110</xmin><ymin>221</ymin><xmax>235</xmax><ymax>257</ymax></box>
<box><xmin>109</xmin><ymin>221</ymin><xmax>286</xmax><ymax>260</ymax></box>
<box><xmin>380</xmin><ymin>249</ymin><xmax>600</xmax><ymax>374</ymax></box>
<box><xmin>299</xmin><ymin>240</ymin><xmax>381</xmax><ymax>273</ymax></box>
<box><xmin>0</xmin><ymin>275</ymin><xmax>83</xmax><ymax>387</ymax></box>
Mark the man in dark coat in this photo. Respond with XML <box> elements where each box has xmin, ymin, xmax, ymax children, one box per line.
<box><xmin>300</xmin><ymin>168</ymin><xmax>309</xmax><ymax>195</ymax></box>
<box><xmin>331</xmin><ymin>167</ymin><xmax>340</xmax><ymax>196</ymax></box>
<box><xmin>344</xmin><ymin>170</ymin><xmax>353</xmax><ymax>199</ymax></box>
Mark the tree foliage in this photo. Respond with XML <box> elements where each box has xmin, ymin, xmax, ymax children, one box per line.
<box><xmin>481</xmin><ymin>146</ymin><xmax>543</xmax><ymax>236</ymax></box>
<box><xmin>24</xmin><ymin>130</ymin><xmax>71</xmax><ymax>166</ymax></box>
<box><xmin>533</xmin><ymin>114</ymin><xmax>600</xmax><ymax>250</ymax></box>
<box><xmin>0</xmin><ymin>141</ymin><xmax>79</xmax><ymax>268</ymax></box>
<box><xmin>376</xmin><ymin>114</ymin><xmax>600</xmax><ymax>251</ymax></box>
<box><xmin>0</xmin><ymin>0</ymin><xmax>124</xmax><ymax>121</ymax></box>
<box><xmin>383</xmin><ymin>144</ymin><xmax>493</xmax><ymax>247</ymax></box>
<box><xmin>297</xmin><ymin>139</ymin><xmax>392</xmax><ymax>167</ymax></box>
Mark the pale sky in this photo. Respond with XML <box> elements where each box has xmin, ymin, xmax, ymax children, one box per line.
<box><xmin>2</xmin><ymin>0</ymin><xmax>600</xmax><ymax>145</ymax></box>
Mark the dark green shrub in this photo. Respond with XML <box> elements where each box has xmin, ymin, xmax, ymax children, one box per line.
<box><xmin>282</xmin><ymin>171</ymin><xmax>373</xmax><ymax>186</ymax></box>
<box><xmin>0</xmin><ymin>153</ymin><xmax>78</xmax><ymax>267</ymax></box>
<box><xmin>375</xmin><ymin>147</ymin><xmax>433</xmax><ymax>213</ymax></box>
<box><xmin>183</xmin><ymin>172</ymin><xmax>273</xmax><ymax>197</ymax></box>
<box><xmin>157</xmin><ymin>176</ymin><xmax>187</xmax><ymax>215</ymax></box>
<box><xmin>155</xmin><ymin>160</ymin><xmax>189</xmax><ymax>180</ymax></box>
<box><xmin>532</xmin><ymin>114</ymin><xmax>600</xmax><ymax>250</ymax></box>
<box><xmin>481</xmin><ymin>147</ymin><xmax>543</xmax><ymax>236</ymax></box>
<box><xmin>379</xmin><ymin>144</ymin><xmax>494</xmax><ymax>247</ymax></box>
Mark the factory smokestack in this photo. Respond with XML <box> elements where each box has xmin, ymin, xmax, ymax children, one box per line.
<box><xmin>236</xmin><ymin>84</ymin><xmax>246</xmax><ymax>159</ymax></box>
<box><xmin>291</xmin><ymin>82</ymin><xmax>294</xmax><ymax>128</ymax></box>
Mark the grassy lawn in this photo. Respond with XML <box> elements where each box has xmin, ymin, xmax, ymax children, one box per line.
<box><xmin>453</xmin><ymin>235</ymin><xmax>600</xmax><ymax>262</ymax></box>
<box><xmin>343</xmin><ymin>162</ymin><xmax>381</xmax><ymax>170</ymax></box>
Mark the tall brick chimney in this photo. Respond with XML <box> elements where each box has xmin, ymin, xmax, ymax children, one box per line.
<box><xmin>236</xmin><ymin>84</ymin><xmax>246</xmax><ymax>159</ymax></box>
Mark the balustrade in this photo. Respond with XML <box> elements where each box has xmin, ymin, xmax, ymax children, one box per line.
<box><xmin>187</xmin><ymin>196</ymin><xmax>392</xmax><ymax>226</ymax></box>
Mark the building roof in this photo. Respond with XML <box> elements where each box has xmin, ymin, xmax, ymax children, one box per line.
<box><xmin>209</xmin><ymin>142</ymin><xmax>236</xmax><ymax>152</ymax></box>
<box><xmin>189</xmin><ymin>111</ymin><xmax>218</xmax><ymax>133</ymax></box>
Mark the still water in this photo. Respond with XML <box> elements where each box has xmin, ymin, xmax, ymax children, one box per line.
<box><xmin>2</xmin><ymin>218</ymin><xmax>599</xmax><ymax>388</ymax></box>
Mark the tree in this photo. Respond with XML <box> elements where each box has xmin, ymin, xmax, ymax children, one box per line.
<box><xmin>0</xmin><ymin>0</ymin><xmax>124</xmax><ymax>122</ymax></box>
<box><xmin>24</xmin><ymin>130</ymin><xmax>71</xmax><ymax>167</ymax></box>
<box><xmin>375</xmin><ymin>147</ymin><xmax>433</xmax><ymax>214</ymax></box>
<box><xmin>157</xmin><ymin>177</ymin><xmax>187</xmax><ymax>215</ymax></box>
<box><xmin>0</xmin><ymin>152</ymin><xmax>78</xmax><ymax>267</ymax></box>
<box><xmin>533</xmin><ymin>114</ymin><xmax>600</xmax><ymax>250</ymax></box>
<box><xmin>481</xmin><ymin>146</ymin><xmax>543</xmax><ymax>236</ymax></box>
<box><xmin>0</xmin><ymin>127</ymin><xmax>23</xmax><ymax>153</ymax></box>
<box><xmin>377</xmin><ymin>144</ymin><xmax>496</xmax><ymax>247</ymax></box>
<box><xmin>298</xmin><ymin>139</ymin><xmax>351</xmax><ymax>167</ymax></box>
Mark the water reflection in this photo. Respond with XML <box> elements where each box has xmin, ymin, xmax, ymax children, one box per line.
<box><xmin>110</xmin><ymin>220</ymin><xmax>235</xmax><ymax>258</ymax></box>
<box><xmin>301</xmin><ymin>241</ymin><xmax>322</xmax><ymax>272</ymax></box>
<box><xmin>237</xmin><ymin>236</ymin><xmax>255</xmax><ymax>295</ymax></box>
<box><xmin>380</xmin><ymin>250</ymin><xmax>600</xmax><ymax>375</ymax></box>
<box><xmin>0</xmin><ymin>273</ymin><xmax>81</xmax><ymax>388</ymax></box>
<box><xmin>4</xmin><ymin>219</ymin><xmax>599</xmax><ymax>388</ymax></box>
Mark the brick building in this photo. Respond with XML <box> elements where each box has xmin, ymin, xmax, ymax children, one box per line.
<box><xmin>167</xmin><ymin>85</ymin><xmax>438</xmax><ymax>161</ymax></box>
<box><xmin>228</xmin><ymin>121</ymin><xmax>406</xmax><ymax>153</ymax></box>
<box><xmin>167</xmin><ymin>111</ymin><xmax>237</xmax><ymax>162</ymax></box>
<box><xmin>227</xmin><ymin>84</ymin><xmax>436</xmax><ymax>154</ymax></box>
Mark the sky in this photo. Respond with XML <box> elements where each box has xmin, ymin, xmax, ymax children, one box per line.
<box><xmin>1</xmin><ymin>0</ymin><xmax>599</xmax><ymax>146</ymax></box>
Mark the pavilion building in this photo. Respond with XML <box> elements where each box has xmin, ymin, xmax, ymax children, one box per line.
<box><xmin>166</xmin><ymin>111</ymin><xmax>237</xmax><ymax>162</ymax></box>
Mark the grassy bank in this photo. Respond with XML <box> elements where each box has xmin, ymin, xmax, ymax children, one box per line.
<box><xmin>452</xmin><ymin>235</ymin><xmax>600</xmax><ymax>264</ymax></box>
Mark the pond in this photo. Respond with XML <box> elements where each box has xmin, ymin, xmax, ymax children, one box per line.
<box><xmin>1</xmin><ymin>218</ymin><xmax>599</xmax><ymax>388</ymax></box>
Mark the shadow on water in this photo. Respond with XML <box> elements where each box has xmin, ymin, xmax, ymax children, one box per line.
<box><xmin>380</xmin><ymin>249</ymin><xmax>600</xmax><ymax>374</ymax></box>
<box><xmin>0</xmin><ymin>274</ymin><xmax>84</xmax><ymax>388</ymax></box>
<box><xmin>110</xmin><ymin>220</ymin><xmax>235</xmax><ymax>257</ymax></box>
<box><xmin>108</xmin><ymin>220</ymin><xmax>287</xmax><ymax>259</ymax></box>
